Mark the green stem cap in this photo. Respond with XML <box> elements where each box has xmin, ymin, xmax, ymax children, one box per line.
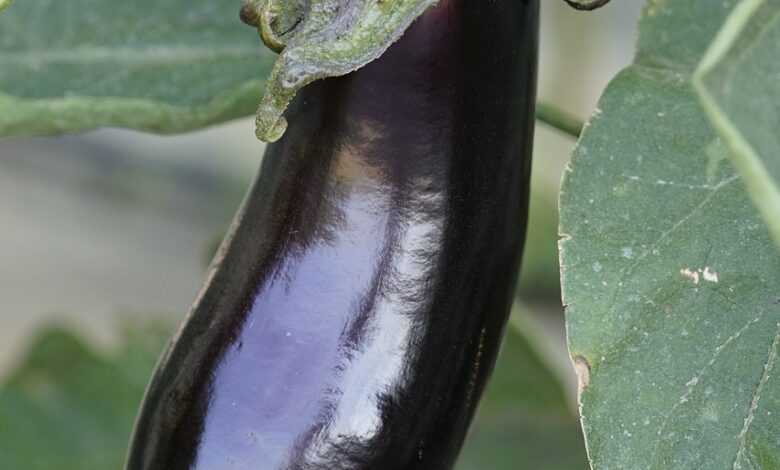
<box><xmin>242</xmin><ymin>0</ymin><xmax>438</xmax><ymax>142</ymax></box>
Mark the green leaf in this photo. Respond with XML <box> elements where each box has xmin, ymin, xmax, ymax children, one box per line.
<box><xmin>0</xmin><ymin>323</ymin><xmax>170</xmax><ymax>469</ymax></box>
<box><xmin>560</xmin><ymin>0</ymin><xmax>780</xmax><ymax>468</ymax></box>
<box><xmin>0</xmin><ymin>0</ymin><xmax>275</xmax><ymax>137</ymax></box>
<box><xmin>694</xmin><ymin>0</ymin><xmax>780</xmax><ymax>248</ymax></box>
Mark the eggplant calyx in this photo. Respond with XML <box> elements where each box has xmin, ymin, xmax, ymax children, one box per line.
<box><xmin>242</xmin><ymin>0</ymin><xmax>439</xmax><ymax>143</ymax></box>
<box><xmin>241</xmin><ymin>0</ymin><xmax>304</xmax><ymax>53</ymax></box>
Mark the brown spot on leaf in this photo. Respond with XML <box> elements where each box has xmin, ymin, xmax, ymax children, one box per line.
<box><xmin>573</xmin><ymin>355</ymin><xmax>591</xmax><ymax>400</ymax></box>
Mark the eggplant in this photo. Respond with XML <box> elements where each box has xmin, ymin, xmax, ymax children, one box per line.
<box><xmin>125</xmin><ymin>0</ymin><xmax>538</xmax><ymax>468</ymax></box>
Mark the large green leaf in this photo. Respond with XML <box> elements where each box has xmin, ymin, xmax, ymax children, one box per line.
<box><xmin>560</xmin><ymin>0</ymin><xmax>780</xmax><ymax>469</ymax></box>
<box><xmin>0</xmin><ymin>312</ymin><xmax>584</xmax><ymax>469</ymax></box>
<box><xmin>0</xmin><ymin>0</ymin><xmax>275</xmax><ymax>136</ymax></box>
<box><xmin>694</xmin><ymin>0</ymin><xmax>780</xmax><ymax>248</ymax></box>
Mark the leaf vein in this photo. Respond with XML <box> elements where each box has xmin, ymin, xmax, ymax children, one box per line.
<box><xmin>604</xmin><ymin>174</ymin><xmax>739</xmax><ymax>328</ymax></box>
<box><xmin>731</xmin><ymin>322</ymin><xmax>780</xmax><ymax>470</ymax></box>
<box><xmin>648</xmin><ymin>313</ymin><xmax>768</xmax><ymax>470</ymax></box>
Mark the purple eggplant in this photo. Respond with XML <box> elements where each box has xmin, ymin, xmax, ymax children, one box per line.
<box><xmin>126</xmin><ymin>0</ymin><xmax>538</xmax><ymax>468</ymax></box>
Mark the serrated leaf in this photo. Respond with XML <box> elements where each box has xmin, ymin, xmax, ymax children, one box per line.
<box><xmin>560</xmin><ymin>0</ymin><xmax>780</xmax><ymax>469</ymax></box>
<box><xmin>694</xmin><ymin>0</ymin><xmax>780</xmax><ymax>248</ymax></box>
<box><xmin>0</xmin><ymin>0</ymin><xmax>275</xmax><ymax>137</ymax></box>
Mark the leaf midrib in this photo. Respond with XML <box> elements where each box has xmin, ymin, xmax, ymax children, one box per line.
<box><xmin>0</xmin><ymin>45</ymin><xmax>263</xmax><ymax>66</ymax></box>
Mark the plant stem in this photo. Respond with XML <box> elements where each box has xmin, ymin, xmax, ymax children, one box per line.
<box><xmin>563</xmin><ymin>0</ymin><xmax>612</xmax><ymax>10</ymax></box>
<box><xmin>535</xmin><ymin>103</ymin><xmax>583</xmax><ymax>138</ymax></box>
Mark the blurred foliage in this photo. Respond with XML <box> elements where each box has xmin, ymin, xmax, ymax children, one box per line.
<box><xmin>0</xmin><ymin>318</ymin><xmax>584</xmax><ymax>469</ymax></box>
<box><xmin>0</xmin><ymin>323</ymin><xmax>169</xmax><ymax>469</ymax></box>
<box><xmin>517</xmin><ymin>189</ymin><xmax>561</xmax><ymax>301</ymax></box>
<box><xmin>458</xmin><ymin>324</ymin><xmax>587</xmax><ymax>469</ymax></box>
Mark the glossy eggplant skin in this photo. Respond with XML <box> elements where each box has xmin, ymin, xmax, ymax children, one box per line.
<box><xmin>126</xmin><ymin>1</ymin><xmax>538</xmax><ymax>469</ymax></box>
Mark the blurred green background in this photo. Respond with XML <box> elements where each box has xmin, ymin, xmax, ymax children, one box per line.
<box><xmin>0</xmin><ymin>2</ymin><xmax>642</xmax><ymax>468</ymax></box>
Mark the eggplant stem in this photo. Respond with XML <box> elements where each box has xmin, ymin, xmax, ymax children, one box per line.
<box><xmin>535</xmin><ymin>103</ymin><xmax>583</xmax><ymax>138</ymax></box>
<box><xmin>563</xmin><ymin>0</ymin><xmax>611</xmax><ymax>11</ymax></box>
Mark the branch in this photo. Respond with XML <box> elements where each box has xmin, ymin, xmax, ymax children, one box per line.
<box><xmin>536</xmin><ymin>103</ymin><xmax>584</xmax><ymax>139</ymax></box>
